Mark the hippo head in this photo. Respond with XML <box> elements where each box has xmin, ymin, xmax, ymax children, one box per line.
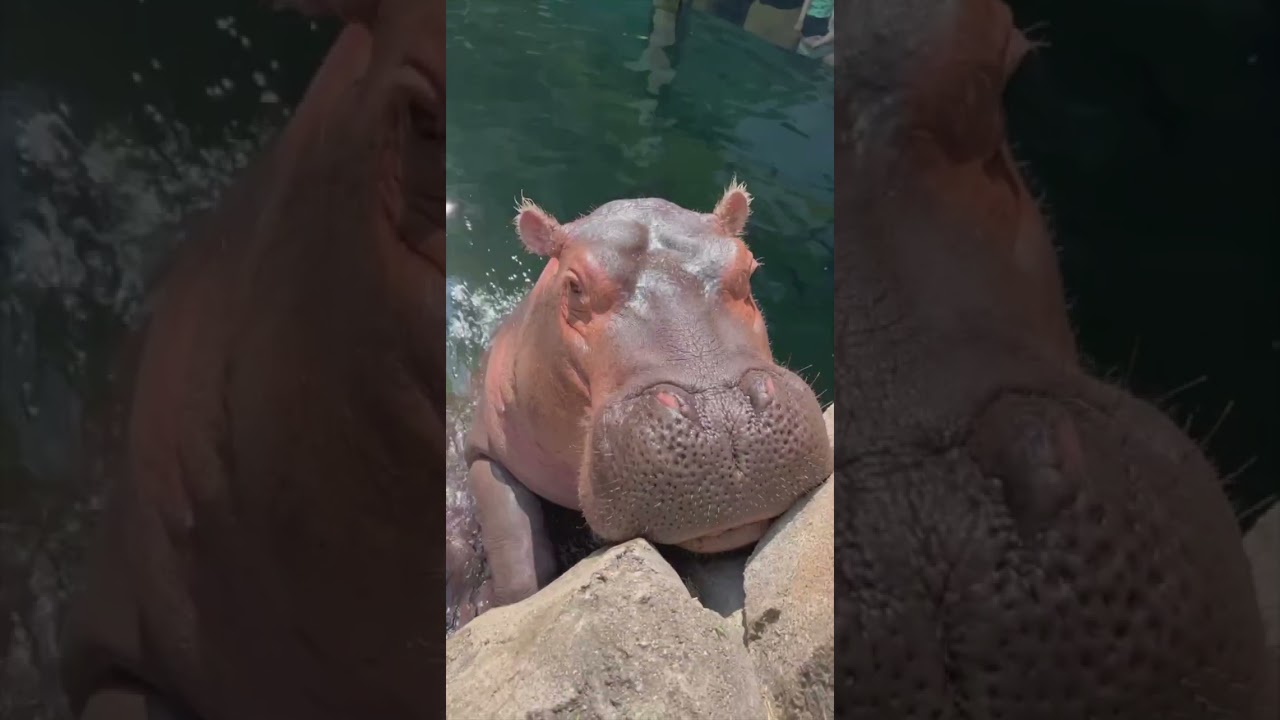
<box><xmin>514</xmin><ymin>184</ymin><xmax>833</xmax><ymax>553</ymax></box>
<box><xmin>837</xmin><ymin>0</ymin><xmax>1076</xmax><ymax>422</ymax></box>
<box><xmin>271</xmin><ymin>0</ymin><xmax>445</xmax><ymax>321</ymax></box>
<box><xmin>831</xmin><ymin>1</ymin><xmax>1276</xmax><ymax>715</ymax></box>
<box><xmin>244</xmin><ymin>0</ymin><xmax>447</xmax><ymax>454</ymax></box>
<box><xmin>60</xmin><ymin>3</ymin><xmax>451</xmax><ymax>717</ymax></box>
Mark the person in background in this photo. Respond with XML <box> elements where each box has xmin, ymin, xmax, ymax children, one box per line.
<box><xmin>742</xmin><ymin>0</ymin><xmax>806</xmax><ymax>50</ymax></box>
<box><xmin>795</xmin><ymin>0</ymin><xmax>833</xmax><ymax>54</ymax></box>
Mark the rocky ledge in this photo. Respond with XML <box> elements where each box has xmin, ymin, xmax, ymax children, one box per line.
<box><xmin>445</xmin><ymin>405</ymin><xmax>837</xmax><ymax>720</ymax></box>
<box><xmin>445</xmin><ymin>403</ymin><xmax>1280</xmax><ymax>719</ymax></box>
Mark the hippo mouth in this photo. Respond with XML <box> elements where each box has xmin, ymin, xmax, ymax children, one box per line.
<box><xmin>581</xmin><ymin>367</ymin><xmax>833</xmax><ymax>553</ymax></box>
<box><xmin>675</xmin><ymin>518</ymin><xmax>774</xmax><ymax>554</ymax></box>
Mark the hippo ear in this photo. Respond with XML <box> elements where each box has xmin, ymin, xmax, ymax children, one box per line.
<box><xmin>514</xmin><ymin>197</ymin><xmax>563</xmax><ymax>257</ymax></box>
<box><xmin>713</xmin><ymin>179</ymin><xmax>752</xmax><ymax>237</ymax></box>
<box><xmin>1004</xmin><ymin>27</ymin><xmax>1036</xmax><ymax>78</ymax></box>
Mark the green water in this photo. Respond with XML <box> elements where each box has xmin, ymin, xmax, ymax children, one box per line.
<box><xmin>445</xmin><ymin>0</ymin><xmax>834</xmax><ymax>401</ymax></box>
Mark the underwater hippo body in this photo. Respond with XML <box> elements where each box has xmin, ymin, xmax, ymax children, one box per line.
<box><xmin>464</xmin><ymin>185</ymin><xmax>834</xmax><ymax>609</ymax></box>
<box><xmin>61</xmin><ymin>1</ymin><xmax>446</xmax><ymax>719</ymax></box>
<box><xmin>834</xmin><ymin>0</ymin><xmax>1276</xmax><ymax>717</ymax></box>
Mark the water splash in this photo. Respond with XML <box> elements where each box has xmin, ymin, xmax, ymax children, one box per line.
<box><xmin>445</xmin><ymin>276</ymin><xmax>524</xmax><ymax>396</ymax></box>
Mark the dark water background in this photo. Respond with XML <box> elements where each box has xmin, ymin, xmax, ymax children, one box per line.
<box><xmin>444</xmin><ymin>0</ymin><xmax>835</xmax><ymax>400</ymax></box>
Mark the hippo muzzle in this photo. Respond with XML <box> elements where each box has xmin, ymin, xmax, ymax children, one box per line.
<box><xmin>584</xmin><ymin>365</ymin><xmax>832</xmax><ymax>553</ymax></box>
<box><xmin>461</xmin><ymin>186</ymin><xmax>831</xmax><ymax>616</ymax></box>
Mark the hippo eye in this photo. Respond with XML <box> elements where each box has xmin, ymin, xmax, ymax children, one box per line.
<box><xmin>564</xmin><ymin>274</ymin><xmax>591</xmax><ymax>314</ymax></box>
<box><xmin>410</xmin><ymin>103</ymin><xmax>442</xmax><ymax>141</ymax></box>
<box><xmin>726</xmin><ymin>263</ymin><xmax>757</xmax><ymax>300</ymax></box>
<box><xmin>563</xmin><ymin>274</ymin><xmax>591</xmax><ymax>323</ymax></box>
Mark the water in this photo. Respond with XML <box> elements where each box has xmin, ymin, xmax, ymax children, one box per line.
<box><xmin>444</xmin><ymin>0</ymin><xmax>834</xmax><ymax>400</ymax></box>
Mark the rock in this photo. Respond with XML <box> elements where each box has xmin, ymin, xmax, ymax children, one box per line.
<box><xmin>666</xmin><ymin>549</ymin><xmax>749</xmax><ymax>618</ymax></box>
<box><xmin>740</xmin><ymin>405</ymin><xmax>836</xmax><ymax>719</ymax></box>
<box><xmin>446</xmin><ymin>539</ymin><xmax>768</xmax><ymax>720</ymax></box>
<box><xmin>743</xmin><ymin>480</ymin><xmax>835</xmax><ymax>720</ymax></box>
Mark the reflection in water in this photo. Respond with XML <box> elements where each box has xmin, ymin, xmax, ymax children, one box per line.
<box><xmin>625</xmin><ymin>3</ymin><xmax>680</xmax><ymax>96</ymax></box>
<box><xmin>697</xmin><ymin>0</ymin><xmax>836</xmax><ymax>64</ymax></box>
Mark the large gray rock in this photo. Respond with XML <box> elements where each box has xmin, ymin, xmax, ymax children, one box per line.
<box><xmin>741</xmin><ymin>404</ymin><xmax>836</xmax><ymax>720</ymax></box>
<box><xmin>446</xmin><ymin>539</ymin><xmax>768</xmax><ymax>720</ymax></box>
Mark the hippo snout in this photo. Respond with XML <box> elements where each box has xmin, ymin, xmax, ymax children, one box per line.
<box><xmin>648</xmin><ymin>370</ymin><xmax>778</xmax><ymax>423</ymax></box>
<box><xmin>581</xmin><ymin>367</ymin><xmax>833</xmax><ymax>553</ymax></box>
<box><xmin>740</xmin><ymin>369</ymin><xmax>777</xmax><ymax>412</ymax></box>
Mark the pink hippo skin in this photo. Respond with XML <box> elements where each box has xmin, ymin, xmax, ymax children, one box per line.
<box><xmin>833</xmin><ymin>0</ymin><xmax>1276</xmax><ymax>717</ymax></box>
<box><xmin>463</xmin><ymin>184</ymin><xmax>835</xmax><ymax>611</ymax></box>
<box><xmin>60</xmin><ymin>2</ymin><xmax>446</xmax><ymax>719</ymax></box>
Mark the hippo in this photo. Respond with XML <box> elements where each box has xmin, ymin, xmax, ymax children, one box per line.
<box><xmin>458</xmin><ymin>184</ymin><xmax>835</xmax><ymax>613</ymax></box>
<box><xmin>833</xmin><ymin>0</ymin><xmax>1276</xmax><ymax>717</ymax></box>
<box><xmin>60</xmin><ymin>1</ymin><xmax>446</xmax><ymax>719</ymax></box>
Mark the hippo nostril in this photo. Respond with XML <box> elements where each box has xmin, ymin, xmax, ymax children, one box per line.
<box><xmin>740</xmin><ymin>371</ymin><xmax>775</xmax><ymax>412</ymax></box>
<box><xmin>650</xmin><ymin>384</ymin><xmax>697</xmax><ymax>423</ymax></box>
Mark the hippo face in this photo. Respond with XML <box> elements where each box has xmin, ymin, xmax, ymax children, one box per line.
<box><xmin>264</xmin><ymin>0</ymin><xmax>446</xmax><ymax>400</ymax></box>
<box><xmin>514</xmin><ymin>185</ymin><xmax>833</xmax><ymax>553</ymax></box>
<box><xmin>275</xmin><ymin>0</ymin><xmax>445</xmax><ymax>303</ymax></box>
<box><xmin>831</xmin><ymin>1</ymin><xmax>1275</xmax><ymax>715</ymax></box>
<box><xmin>839</xmin><ymin>0</ymin><xmax>1074</xmax><ymax>382</ymax></box>
<box><xmin>62</xmin><ymin>3</ymin><xmax>451</xmax><ymax>717</ymax></box>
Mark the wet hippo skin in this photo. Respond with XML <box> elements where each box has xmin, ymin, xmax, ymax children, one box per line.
<box><xmin>60</xmin><ymin>1</ymin><xmax>446</xmax><ymax>719</ymax></box>
<box><xmin>456</xmin><ymin>184</ymin><xmax>835</xmax><ymax>615</ymax></box>
<box><xmin>833</xmin><ymin>0</ymin><xmax>1276</xmax><ymax>718</ymax></box>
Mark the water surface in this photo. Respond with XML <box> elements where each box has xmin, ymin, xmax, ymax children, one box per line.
<box><xmin>445</xmin><ymin>0</ymin><xmax>835</xmax><ymax>398</ymax></box>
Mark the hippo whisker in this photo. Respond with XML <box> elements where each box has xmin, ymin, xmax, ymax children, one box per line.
<box><xmin>1199</xmin><ymin>399</ymin><xmax>1235</xmax><ymax>449</ymax></box>
<box><xmin>1239</xmin><ymin>492</ymin><xmax>1279</xmax><ymax>523</ymax></box>
<box><xmin>1221</xmin><ymin>456</ymin><xmax>1258</xmax><ymax>489</ymax></box>
<box><xmin>835</xmin><ymin>0</ymin><xmax>1274</xmax><ymax>713</ymax></box>
<box><xmin>1156</xmin><ymin>373</ymin><xmax>1210</xmax><ymax>405</ymax></box>
<box><xmin>1122</xmin><ymin>336</ymin><xmax>1143</xmax><ymax>385</ymax></box>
